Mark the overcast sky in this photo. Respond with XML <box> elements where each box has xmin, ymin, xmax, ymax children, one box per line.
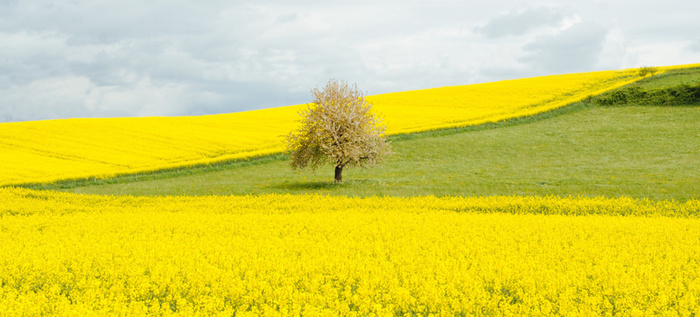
<box><xmin>1</xmin><ymin>1</ymin><xmax>699</xmax><ymax>122</ymax></box>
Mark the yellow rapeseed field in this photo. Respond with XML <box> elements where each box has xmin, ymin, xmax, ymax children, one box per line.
<box><xmin>8</xmin><ymin>65</ymin><xmax>696</xmax><ymax>186</ymax></box>
<box><xmin>3</xmin><ymin>64</ymin><xmax>700</xmax><ymax>316</ymax></box>
<box><xmin>1</xmin><ymin>187</ymin><xmax>699</xmax><ymax>316</ymax></box>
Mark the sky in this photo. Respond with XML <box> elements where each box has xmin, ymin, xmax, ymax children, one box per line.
<box><xmin>1</xmin><ymin>0</ymin><xmax>699</xmax><ymax>122</ymax></box>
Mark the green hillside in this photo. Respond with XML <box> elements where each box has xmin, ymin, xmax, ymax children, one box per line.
<box><xmin>46</xmin><ymin>67</ymin><xmax>700</xmax><ymax>201</ymax></box>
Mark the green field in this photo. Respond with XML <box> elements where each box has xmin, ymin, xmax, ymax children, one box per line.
<box><xmin>46</xmin><ymin>68</ymin><xmax>700</xmax><ymax>201</ymax></box>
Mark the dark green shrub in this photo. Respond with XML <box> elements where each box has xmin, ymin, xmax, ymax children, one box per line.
<box><xmin>595</xmin><ymin>83</ymin><xmax>700</xmax><ymax>106</ymax></box>
<box><xmin>638</xmin><ymin>66</ymin><xmax>660</xmax><ymax>77</ymax></box>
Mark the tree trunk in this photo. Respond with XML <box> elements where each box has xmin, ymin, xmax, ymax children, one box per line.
<box><xmin>334</xmin><ymin>165</ymin><xmax>343</xmax><ymax>183</ymax></box>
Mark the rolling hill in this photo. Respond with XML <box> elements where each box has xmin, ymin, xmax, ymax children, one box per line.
<box><xmin>53</xmin><ymin>65</ymin><xmax>700</xmax><ymax>202</ymax></box>
<box><xmin>2</xmin><ymin>66</ymin><xmax>665</xmax><ymax>187</ymax></box>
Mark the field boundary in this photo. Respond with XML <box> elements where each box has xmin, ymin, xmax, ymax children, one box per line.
<box><xmin>18</xmin><ymin>101</ymin><xmax>597</xmax><ymax>191</ymax></box>
<box><xmin>11</xmin><ymin>65</ymin><xmax>700</xmax><ymax>191</ymax></box>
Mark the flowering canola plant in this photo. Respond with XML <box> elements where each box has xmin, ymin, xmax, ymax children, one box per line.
<box><xmin>5</xmin><ymin>65</ymin><xmax>699</xmax><ymax>186</ymax></box>
<box><xmin>1</xmin><ymin>187</ymin><xmax>699</xmax><ymax>316</ymax></box>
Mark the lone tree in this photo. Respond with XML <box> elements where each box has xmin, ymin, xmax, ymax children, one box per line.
<box><xmin>285</xmin><ymin>79</ymin><xmax>392</xmax><ymax>183</ymax></box>
<box><xmin>638</xmin><ymin>66</ymin><xmax>659</xmax><ymax>77</ymax></box>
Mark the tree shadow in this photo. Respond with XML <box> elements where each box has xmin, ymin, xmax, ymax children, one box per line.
<box><xmin>269</xmin><ymin>181</ymin><xmax>338</xmax><ymax>191</ymax></box>
<box><xmin>267</xmin><ymin>178</ymin><xmax>382</xmax><ymax>192</ymax></box>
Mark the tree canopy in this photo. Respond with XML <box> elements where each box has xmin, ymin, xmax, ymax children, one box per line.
<box><xmin>285</xmin><ymin>80</ymin><xmax>392</xmax><ymax>182</ymax></box>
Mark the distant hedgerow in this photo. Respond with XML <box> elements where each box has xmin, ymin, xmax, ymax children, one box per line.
<box><xmin>595</xmin><ymin>83</ymin><xmax>700</xmax><ymax>106</ymax></box>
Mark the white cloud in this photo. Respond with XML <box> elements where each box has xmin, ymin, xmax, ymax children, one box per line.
<box><xmin>0</xmin><ymin>75</ymin><xmax>223</xmax><ymax>122</ymax></box>
<box><xmin>0</xmin><ymin>1</ymin><xmax>699</xmax><ymax>122</ymax></box>
<box><xmin>622</xmin><ymin>42</ymin><xmax>700</xmax><ymax>69</ymax></box>
<box><xmin>596</xmin><ymin>27</ymin><xmax>627</xmax><ymax>70</ymax></box>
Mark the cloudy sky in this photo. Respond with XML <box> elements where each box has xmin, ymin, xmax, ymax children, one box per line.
<box><xmin>1</xmin><ymin>0</ymin><xmax>699</xmax><ymax>122</ymax></box>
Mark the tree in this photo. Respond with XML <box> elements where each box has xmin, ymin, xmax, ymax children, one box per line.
<box><xmin>285</xmin><ymin>80</ymin><xmax>392</xmax><ymax>183</ymax></box>
<box><xmin>638</xmin><ymin>66</ymin><xmax>659</xmax><ymax>78</ymax></box>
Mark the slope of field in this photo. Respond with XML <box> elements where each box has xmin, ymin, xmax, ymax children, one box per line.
<box><xmin>51</xmin><ymin>65</ymin><xmax>700</xmax><ymax>201</ymax></box>
<box><xmin>1</xmin><ymin>188</ymin><xmax>699</xmax><ymax>315</ymax></box>
<box><xmin>62</xmin><ymin>104</ymin><xmax>700</xmax><ymax>201</ymax></box>
<box><xmin>3</xmin><ymin>66</ymin><xmax>675</xmax><ymax>187</ymax></box>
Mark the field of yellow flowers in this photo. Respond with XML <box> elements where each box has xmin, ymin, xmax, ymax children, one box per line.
<box><xmin>3</xmin><ymin>64</ymin><xmax>700</xmax><ymax>316</ymax></box>
<box><xmin>1</xmin><ymin>187</ymin><xmax>699</xmax><ymax>316</ymax></box>
<box><xmin>3</xmin><ymin>65</ymin><xmax>680</xmax><ymax>187</ymax></box>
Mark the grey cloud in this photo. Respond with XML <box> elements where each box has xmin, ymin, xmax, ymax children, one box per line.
<box><xmin>518</xmin><ymin>22</ymin><xmax>608</xmax><ymax>74</ymax></box>
<box><xmin>0</xmin><ymin>1</ymin><xmax>220</xmax><ymax>45</ymax></box>
<box><xmin>1</xmin><ymin>1</ymin><xmax>700</xmax><ymax>123</ymax></box>
<box><xmin>0</xmin><ymin>75</ymin><xmax>239</xmax><ymax>122</ymax></box>
<box><xmin>0</xmin><ymin>2</ymin><xmax>305</xmax><ymax>121</ymax></box>
<box><xmin>475</xmin><ymin>6</ymin><xmax>569</xmax><ymax>38</ymax></box>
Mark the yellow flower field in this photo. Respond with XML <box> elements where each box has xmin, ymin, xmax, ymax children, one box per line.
<box><xmin>7</xmin><ymin>65</ymin><xmax>699</xmax><ymax>186</ymax></box>
<box><xmin>3</xmin><ymin>64</ymin><xmax>700</xmax><ymax>316</ymax></box>
<box><xmin>1</xmin><ymin>187</ymin><xmax>699</xmax><ymax>316</ymax></box>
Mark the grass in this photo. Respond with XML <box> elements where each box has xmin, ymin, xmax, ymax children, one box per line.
<box><xmin>51</xmin><ymin>104</ymin><xmax>699</xmax><ymax>201</ymax></box>
<box><xmin>37</xmin><ymin>67</ymin><xmax>700</xmax><ymax>201</ymax></box>
<box><xmin>630</xmin><ymin>67</ymin><xmax>700</xmax><ymax>89</ymax></box>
